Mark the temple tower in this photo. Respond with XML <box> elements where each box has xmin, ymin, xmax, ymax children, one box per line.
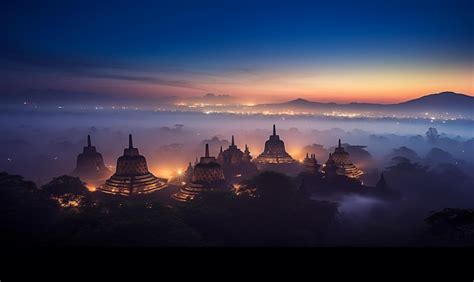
<box><xmin>323</xmin><ymin>139</ymin><xmax>363</xmax><ymax>179</ymax></box>
<box><xmin>71</xmin><ymin>135</ymin><xmax>112</xmax><ymax>181</ymax></box>
<box><xmin>172</xmin><ymin>144</ymin><xmax>228</xmax><ymax>202</ymax></box>
<box><xmin>254</xmin><ymin>125</ymin><xmax>296</xmax><ymax>164</ymax></box>
<box><xmin>98</xmin><ymin>134</ymin><xmax>167</xmax><ymax>196</ymax></box>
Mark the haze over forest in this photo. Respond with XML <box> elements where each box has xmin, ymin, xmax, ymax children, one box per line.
<box><xmin>1</xmin><ymin>0</ymin><xmax>473</xmax><ymax>249</ymax></box>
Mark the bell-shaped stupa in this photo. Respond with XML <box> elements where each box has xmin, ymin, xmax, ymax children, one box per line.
<box><xmin>255</xmin><ymin>125</ymin><xmax>296</xmax><ymax>164</ymax></box>
<box><xmin>98</xmin><ymin>134</ymin><xmax>167</xmax><ymax>196</ymax></box>
<box><xmin>172</xmin><ymin>144</ymin><xmax>228</xmax><ymax>202</ymax></box>
<box><xmin>71</xmin><ymin>135</ymin><xmax>112</xmax><ymax>181</ymax></box>
<box><xmin>323</xmin><ymin>139</ymin><xmax>363</xmax><ymax>179</ymax></box>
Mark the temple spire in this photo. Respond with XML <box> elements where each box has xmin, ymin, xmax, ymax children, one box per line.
<box><xmin>306</xmin><ymin>152</ymin><xmax>309</xmax><ymax>158</ymax></box>
<box><xmin>231</xmin><ymin>135</ymin><xmax>235</xmax><ymax>146</ymax></box>
<box><xmin>273</xmin><ymin>124</ymin><xmax>276</xmax><ymax>136</ymax></box>
<box><xmin>220</xmin><ymin>146</ymin><xmax>223</xmax><ymax>153</ymax></box>
<box><xmin>205</xmin><ymin>144</ymin><xmax>210</xmax><ymax>157</ymax></box>
<box><xmin>129</xmin><ymin>134</ymin><xmax>133</xmax><ymax>149</ymax></box>
<box><xmin>87</xmin><ymin>135</ymin><xmax>91</xmax><ymax>147</ymax></box>
<box><xmin>338</xmin><ymin>139</ymin><xmax>341</xmax><ymax>148</ymax></box>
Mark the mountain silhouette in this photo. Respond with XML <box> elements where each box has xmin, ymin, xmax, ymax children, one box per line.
<box><xmin>256</xmin><ymin>91</ymin><xmax>474</xmax><ymax>116</ymax></box>
<box><xmin>396</xmin><ymin>91</ymin><xmax>474</xmax><ymax>108</ymax></box>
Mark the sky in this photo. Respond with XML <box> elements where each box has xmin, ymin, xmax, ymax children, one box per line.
<box><xmin>1</xmin><ymin>0</ymin><xmax>473</xmax><ymax>104</ymax></box>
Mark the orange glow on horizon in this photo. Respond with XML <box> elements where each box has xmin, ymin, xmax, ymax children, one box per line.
<box><xmin>13</xmin><ymin>63</ymin><xmax>472</xmax><ymax>104</ymax></box>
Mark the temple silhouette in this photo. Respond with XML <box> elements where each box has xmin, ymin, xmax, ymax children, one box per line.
<box><xmin>67</xmin><ymin>125</ymin><xmax>368</xmax><ymax>199</ymax></box>
<box><xmin>302</xmin><ymin>153</ymin><xmax>321</xmax><ymax>174</ymax></box>
<box><xmin>98</xmin><ymin>134</ymin><xmax>167</xmax><ymax>196</ymax></box>
<box><xmin>255</xmin><ymin>125</ymin><xmax>296</xmax><ymax>164</ymax></box>
<box><xmin>253</xmin><ymin>124</ymin><xmax>301</xmax><ymax>175</ymax></box>
<box><xmin>322</xmin><ymin>139</ymin><xmax>363</xmax><ymax>179</ymax></box>
<box><xmin>173</xmin><ymin>144</ymin><xmax>229</xmax><ymax>202</ymax></box>
<box><xmin>216</xmin><ymin>136</ymin><xmax>258</xmax><ymax>182</ymax></box>
<box><xmin>71</xmin><ymin>135</ymin><xmax>112</xmax><ymax>181</ymax></box>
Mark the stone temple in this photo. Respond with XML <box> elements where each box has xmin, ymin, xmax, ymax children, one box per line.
<box><xmin>98</xmin><ymin>134</ymin><xmax>167</xmax><ymax>196</ymax></box>
<box><xmin>173</xmin><ymin>144</ymin><xmax>228</xmax><ymax>202</ymax></box>
<box><xmin>302</xmin><ymin>153</ymin><xmax>321</xmax><ymax>174</ymax></box>
<box><xmin>322</xmin><ymin>139</ymin><xmax>363</xmax><ymax>179</ymax></box>
<box><xmin>71</xmin><ymin>135</ymin><xmax>112</xmax><ymax>181</ymax></box>
<box><xmin>216</xmin><ymin>136</ymin><xmax>258</xmax><ymax>182</ymax></box>
<box><xmin>255</xmin><ymin>125</ymin><xmax>296</xmax><ymax>164</ymax></box>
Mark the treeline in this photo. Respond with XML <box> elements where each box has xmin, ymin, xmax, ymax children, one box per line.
<box><xmin>0</xmin><ymin>171</ymin><xmax>337</xmax><ymax>247</ymax></box>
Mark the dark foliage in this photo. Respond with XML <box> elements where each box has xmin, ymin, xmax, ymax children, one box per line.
<box><xmin>0</xmin><ymin>171</ymin><xmax>338</xmax><ymax>247</ymax></box>
<box><xmin>0</xmin><ymin>172</ymin><xmax>58</xmax><ymax>247</ymax></box>
<box><xmin>425</xmin><ymin>208</ymin><xmax>474</xmax><ymax>244</ymax></box>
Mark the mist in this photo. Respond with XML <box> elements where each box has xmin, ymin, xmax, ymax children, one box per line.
<box><xmin>1</xmin><ymin>108</ymin><xmax>474</xmax><ymax>246</ymax></box>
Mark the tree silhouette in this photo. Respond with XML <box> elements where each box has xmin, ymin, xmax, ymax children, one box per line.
<box><xmin>426</xmin><ymin>127</ymin><xmax>440</xmax><ymax>143</ymax></box>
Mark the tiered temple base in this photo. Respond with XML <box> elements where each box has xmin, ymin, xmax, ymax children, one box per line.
<box><xmin>337</xmin><ymin>164</ymin><xmax>364</xmax><ymax>179</ymax></box>
<box><xmin>172</xmin><ymin>181</ymin><xmax>228</xmax><ymax>202</ymax></box>
<box><xmin>172</xmin><ymin>144</ymin><xmax>229</xmax><ymax>202</ymax></box>
<box><xmin>98</xmin><ymin>173</ymin><xmax>167</xmax><ymax>196</ymax></box>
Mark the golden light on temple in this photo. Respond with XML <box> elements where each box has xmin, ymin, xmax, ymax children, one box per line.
<box><xmin>98</xmin><ymin>134</ymin><xmax>167</xmax><ymax>196</ymax></box>
<box><xmin>85</xmin><ymin>183</ymin><xmax>97</xmax><ymax>192</ymax></box>
<box><xmin>254</xmin><ymin>125</ymin><xmax>297</xmax><ymax>165</ymax></box>
<box><xmin>153</xmin><ymin>167</ymin><xmax>173</xmax><ymax>179</ymax></box>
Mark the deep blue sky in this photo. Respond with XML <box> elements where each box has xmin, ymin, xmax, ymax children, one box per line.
<box><xmin>1</xmin><ymin>0</ymin><xmax>473</xmax><ymax>103</ymax></box>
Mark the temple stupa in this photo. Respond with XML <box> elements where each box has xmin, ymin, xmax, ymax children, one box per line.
<box><xmin>302</xmin><ymin>153</ymin><xmax>321</xmax><ymax>174</ymax></box>
<box><xmin>98</xmin><ymin>134</ymin><xmax>167</xmax><ymax>196</ymax></box>
<box><xmin>172</xmin><ymin>144</ymin><xmax>228</xmax><ymax>202</ymax></box>
<box><xmin>254</xmin><ymin>125</ymin><xmax>296</xmax><ymax>164</ymax></box>
<box><xmin>242</xmin><ymin>144</ymin><xmax>252</xmax><ymax>162</ymax></box>
<box><xmin>216</xmin><ymin>136</ymin><xmax>258</xmax><ymax>181</ymax></box>
<box><xmin>323</xmin><ymin>139</ymin><xmax>363</xmax><ymax>179</ymax></box>
<box><xmin>71</xmin><ymin>135</ymin><xmax>112</xmax><ymax>181</ymax></box>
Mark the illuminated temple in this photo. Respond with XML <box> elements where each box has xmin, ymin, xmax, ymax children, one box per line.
<box><xmin>323</xmin><ymin>139</ymin><xmax>363</xmax><ymax>179</ymax></box>
<box><xmin>71</xmin><ymin>135</ymin><xmax>112</xmax><ymax>181</ymax></box>
<box><xmin>216</xmin><ymin>136</ymin><xmax>258</xmax><ymax>181</ymax></box>
<box><xmin>254</xmin><ymin>125</ymin><xmax>296</xmax><ymax>164</ymax></box>
<box><xmin>169</xmin><ymin>162</ymin><xmax>194</xmax><ymax>186</ymax></box>
<box><xmin>173</xmin><ymin>144</ymin><xmax>228</xmax><ymax>202</ymax></box>
<box><xmin>98</xmin><ymin>134</ymin><xmax>167</xmax><ymax>196</ymax></box>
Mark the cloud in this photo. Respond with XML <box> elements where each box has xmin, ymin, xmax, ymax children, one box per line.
<box><xmin>0</xmin><ymin>42</ymin><xmax>209</xmax><ymax>92</ymax></box>
<box><xmin>85</xmin><ymin>73</ymin><xmax>207</xmax><ymax>91</ymax></box>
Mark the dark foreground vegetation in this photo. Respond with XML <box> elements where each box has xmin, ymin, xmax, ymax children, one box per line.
<box><xmin>2</xmin><ymin>157</ymin><xmax>474</xmax><ymax>247</ymax></box>
<box><xmin>0</xmin><ymin>171</ymin><xmax>337</xmax><ymax>247</ymax></box>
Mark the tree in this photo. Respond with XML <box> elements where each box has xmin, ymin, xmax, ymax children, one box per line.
<box><xmin>250</xmin><ymin>171</ymin><xmax>297</xmax><ymax>202</ymax></box>
<box><xmin>426</xmin><ymin>127</ymin><xmax>440</xmax><ymax>143</ymax></box>
<box><xmin>42</xmin><ymin>175</ymin><xmax>91</xmax><ymax>208</ymax></box>
<box><xmin>0</xmin><ymin>172</ymin><xmax>58</xmax><ymax>247</ymax></box>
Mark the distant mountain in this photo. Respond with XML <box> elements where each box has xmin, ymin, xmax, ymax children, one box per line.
<box><xmin>395</xmin><ymin>92</ymin><xmax>474</xmax><ymax>110</ymax></box>
<box><xmin>259</xmin><ymin>98</ymin><xmax>336</xmax><ymax>111</ymax></box>
<box><xmin>175</xmin><ymin>93</ymin><xmax>238</xmax><ymax>105</ymax></box>
<box><xmin>254</xmin><ymin>91</ymin><xmax>474</xmax><ymax>117</ymax></box>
